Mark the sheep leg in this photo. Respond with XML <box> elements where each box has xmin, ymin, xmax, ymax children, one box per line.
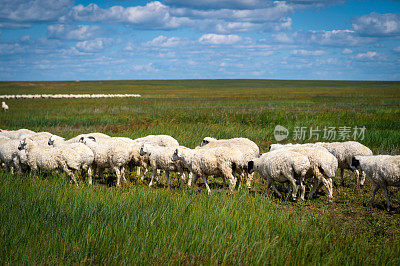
<box><xmin>308</xmin><ymin>178</ymin><xmax>320</xmax><ymax>200</ymax></box>
<box><xmin>359</xmin><ymin>171</ymin><xmax>366</xmax><ymax>187</ymax></box>
<box><xmin>149</xmin><ymin>168</ymin><xmax>157</xmax><ymax>187</ymax></box>
<box><xmin>354</xmin><ymin>169</ymin><xmax>360</xmax><ymax>186</ymax></box>
<box><xmin>340</xmin><ymin>168</ymin><xmax>345</xmax><ymax>186</ymax></box>
<box><xmin>87</xmin><ymin>166</ymin><xmax>93</xmax><ymax>185</ymax></box>
<box><xmin>189</xmin><ymin>172</ymin><xmax>199</xmax><ymax>187</ymax></box>
<box><xmin>288</xmin><ymin>177</ymin><xmax>298</xmax><ymax>201</ymax></box>
<box><xmin>271</xmin><ymin>183</ymin><xmax>283</xmax><ymax>199</ymax></box>
<box><xmin>137</xmin><ymin>167</ymin><xmax>141</xmax><ymax>176</ymax></box>
<box><xmin>115</xmin><ymin>167</ymin><xmax>122</xmax><ymax>187</ymax></box>
<box><xmin>121</xmin><ymin>166</ymin><xmax>127</xmax><ymax>183</ymax></box>
<box><xmin>64</xmin><ymin>168</ymin><xmax>78</xmax><ymax>185</ymax></box>
<box><xmin>382</xmin><ymin>184</ymin><xmax>391</xmax><ymax>211</ymax></box>
<box><xmin>314</xmin><ymin>167</ymin><xmax>333</xmax><ymax>202</ymax></box>
<box><xmin>166</xmin><ymin>171</ymin><xmax>171</xmax><ymax>188</ymax></box>
<box><xmin>228</xmin><ymin>173</ymin><xmax>237</xmax><ymax>192</ymax></box>
<box><xmin>201</xmin><ymin>175</ymin><xmax>211</xmax><ymax>194</ymax></box>
<box><xmin>140</xmin><ymin>167</ymin><xmax>149</xmax><ymax>181</ymax></box>
<box><xmin>265</xmin><ymin>178</ymin><xmax>271</xmax><ymax>196</ymax></box>
<box><xmin>246</xmin><ymin>172</ymin><xmax>254</xmax><ymax>189</ymax></box>
<box><xmin>179</xmin><ymin>170</ymin><xmax>186</xmax><ymax>189</ymax></box>
<box><xmin>369</xmin><ymin>184</ymin><xmax>380</xmax><ymax>206</ymax></box>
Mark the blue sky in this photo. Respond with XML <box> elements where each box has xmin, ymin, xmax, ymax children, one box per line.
<box><xmin>0</xmin><ymin>0</ymin><xmax>399</xmax><ymax>81</ymax></box>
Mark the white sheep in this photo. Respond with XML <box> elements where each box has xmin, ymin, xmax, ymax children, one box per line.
<box><xmin>2</xmin><ymin>102</ymin><xmax>9</xmax><ymax>111</ymax></box>
<box><xmin>66</xmin><ymin>132</ymin><xmax>111</xmax><ymax>143</ymax></box>
<box><xmin>248</xmin><ymin>150</ymin><xmax>311</xmax><ymax>200</ymax></box>
<box><xmin>351</xmin><ymin>155</ymin><xmax>400</xmax><ymax>211</ymax></box>
<box><xmin>0</xmin><ymin>129</ymin><xmax>36</xmax><ymax>140</ymax></box>
<box><xmin>0</xmin><ymin>137</ymin><xmax>22</xmax><ymax>173</ymax></box>
<box><xmin>171</xmin><ymin>146</ymin><xmax>243</xmax><ymax>193</ymax></box>
<box><xmin>200</xmin><ymin>137</ymin><xmax>260</xmax><ymax>188</ymax></box>
<box><xmin>316</xmin><ymin>141</ymin><xmax>373</xmax><ymax>186</ymax></box>
<box><xmin>130</xmin><ymin>135</ymin><xmax>179</xmax><ymax>179</ymax></box>
<box><xmin>28</xmin><ymin>132</ymin><xmax>54</xmax><ymax>146</ymax></box>
<box><xmin>270</xmin><ymin>144</ymin><xmax>338</xmax><ymax>202</ymax></box>
<box><xmin>18</xmin><ymin>138</ymin><xmax>81</xmax><ymax>183</ymax></box>
<box><xmin>79</xmin><ymin>136</ymin><xmax>132</xmax><ymax>187</ymax></box>
<box><xmin>48</xmin><ymin>135</ymin><xmax>95</xmax><ymax>184</ymax></box>
<box><xmin>139</xmin><ymin>144</ymin><xmax>187</xmax><ymax>188</ymax></box>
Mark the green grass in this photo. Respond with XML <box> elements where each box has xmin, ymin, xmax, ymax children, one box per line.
<box><xmin>0</xmin><ymin>79</ymin><xmax>399</xmax><ymax>264</ymax></box>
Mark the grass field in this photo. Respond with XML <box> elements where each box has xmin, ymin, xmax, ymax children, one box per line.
<box><xmin>0</xmin><ymin>79</ymin><xmax>399</xmax><ymax>264</ymax></box>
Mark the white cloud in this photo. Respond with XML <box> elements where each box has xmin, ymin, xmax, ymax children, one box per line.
<box><xmin>48</xmin><ymin>24</ymin><xmax>102</xmax><ymax>40</ymax></box>
<box><xmin>199</xmin><ymin>34</ymin><xmax>242</xmax><ymax>44</ymax></box>
<box><xmin>76</xmin><ymin>38</ymin><xmax>110</xmax><ymax>52</ymax></box>
<box><xmin>165</xmin><ymin>0</ymin><xmax>343</xmax><ymax>10</ymax></box>
<box><xmin>356</xmin><ymin>51</ymin><xmax>377</xmax><ymax>59</ymax></box>
<box><xmin>274</xmin><ymin>29</ymin><xmax>372</xmax><ymax>46</ymax></box>
<box><xmin>65</xmin><ymin>1</ymin><xmax>190</xmax><ymax>30</ymax></box>
<box><xmin>352</xmin><ymin>12</ymin><xmax>400</xmax><ymax>37</ymax></box>
<box><xmin>0</xmin><ymin>0</ymin><xmax>73</xmax><ymax>28</ymax></box>
<box><xmin>291</xmin><ymin>49</ymin><xmax>325</xmax><ymax>56</ymax></box>
<box><xmin>132</xmin><ymin>63</ymin><xmax>157</xmax><ymax>72</ymax></box>
<box><xmin>145</xmin><ymin>35</ymin><xmax>182</xmax><ymax>47</ymax></box>
<box><xmin>342</xmin><ymin>48</ymin><xmax>353</xmax><ymax>54</ymax></box>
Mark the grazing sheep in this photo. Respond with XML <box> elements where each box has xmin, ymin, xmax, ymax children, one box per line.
<box><xmin>131</xmin><ymin>135</ymin><xmax>179</xmax><ymax>179</ymax></box>
<box><xmin>2</xmin><ymin>102</ymin><xmax>8</xmax><ymax>111</ymax></box>
<box><xmin>171</xmin><ymin>146</ymin><xmax>243</xmax><ymax>193</ymax></box>
<box><xmin>351</xmin><ymin>155</ymin><xmax>400</xmax><ymax>211</ymax></box>
<box><xmin>316</xmin><ymin>141</ymin><xmax>373</xmax><ymax>186</ymax></box>
<box><xmin>270</xmin><ymin>144</ymin><xmax>338</xmax><ymax>202</ymax></box>
<box><xmin>28</xmin><ymin>132</ymin><xmax>54</xmax><ymax>145</ymax></box>
<box><xmin>200</xmin><ymin>137</ymin><xmax>260</xmax><ymax>188</ymax></box>
<box><xmin>0</xmin><ymin>129</ymin><xmax>36</xmax><ymax>140</ymax></box>
<box><xmin>139</xmin><ymin>144</ymin><xmax>187</xmax><ymax>188</ymax></box>
<box><xmin>0</xmin><ymin>138</ymin><xmax>22</xmax><ymax>173</ymax></box>
<box><xmin>79</xmin><ymin>136</ymin><xmax>132</xmax><ymax>187</ymax></box>
<box><xmin>135</xmin><ymin>135</ymin><xmax>179</xmax><ymax>147</ymax></box>
<box><xmin>66</xmin><ymin>133</ymin><xmax>111</xmax><ymax>143</ymax></box>
<box><xmin>48</xmin><ymin>135</ymin><xmax>95</xmax><ymax>184</ymax></box>
<box><xmin>248</xmin><ymin>150</ymin><xmax>311</xmax><ymax>200</ymax></box>
<box><xmin>18</xmin><ymin>138</ymin><xmax>81</xmax><ymax>183</ymax></box>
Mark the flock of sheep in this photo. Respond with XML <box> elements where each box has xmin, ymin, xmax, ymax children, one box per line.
<box><xmin>0</xmin><ymin>94</ymin><xmax>141</xmax><ymax>99</ymax></box>
<box><xmin>0</xmin><ymin>128</ymin><xmax>399</xmax><ymax>211</ymax></box>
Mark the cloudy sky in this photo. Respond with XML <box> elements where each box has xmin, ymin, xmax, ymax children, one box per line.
<box><xmin>1</xmin><ymin>0</ymin><xmax>399</xmax><ymax>81</ymax></box>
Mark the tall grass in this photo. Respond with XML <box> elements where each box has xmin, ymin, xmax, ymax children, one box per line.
<box><xmin>1</xmin><ymin>173</ymin><xmax>399</xmax><ymax>264</ymax></box>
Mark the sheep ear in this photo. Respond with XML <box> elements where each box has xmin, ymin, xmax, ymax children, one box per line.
<box><xmin>79</xmin><ymin>137</ymin><xmax>84</xmax><ymax>142</ymax></box>
<box><xmin>88</xmin><ymin>136</ymin><xmax>96</xmax><ymax>142</ymax></box>
<box><xmin>268</xmin><ymin>146</ymin><xmax>271</xmax><ymax>151</ymax></box>
<box><xmin>248</xmin><ymin>161</ymin><xmax>254</xmax><ymax>174</ymax></box>
<box><xmin>201</xmin><ymin>139</ymin><xmax>209</xmax><ymax>146</ymax></box>
<box><xmin>351</xmin><ymin>157</ymin><xmax>360</xmax><ymax>167</ymax></box>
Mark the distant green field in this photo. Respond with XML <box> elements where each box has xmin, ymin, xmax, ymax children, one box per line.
<box><xmin>0</xmin><ymin>80</ymin><xmax>399</xmax><ymax>264</ymax></box>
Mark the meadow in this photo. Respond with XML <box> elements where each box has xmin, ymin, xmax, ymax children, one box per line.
<box><xmin>0</xmin><ymin>79</ymin><xmax>399</xmax><ymax>264</ymax></box>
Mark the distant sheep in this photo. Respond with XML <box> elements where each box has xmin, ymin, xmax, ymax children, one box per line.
<box><xmin>2</xmin><ymin>102</ymin><xmax>8</xmax><ymax>111</ymax></box>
